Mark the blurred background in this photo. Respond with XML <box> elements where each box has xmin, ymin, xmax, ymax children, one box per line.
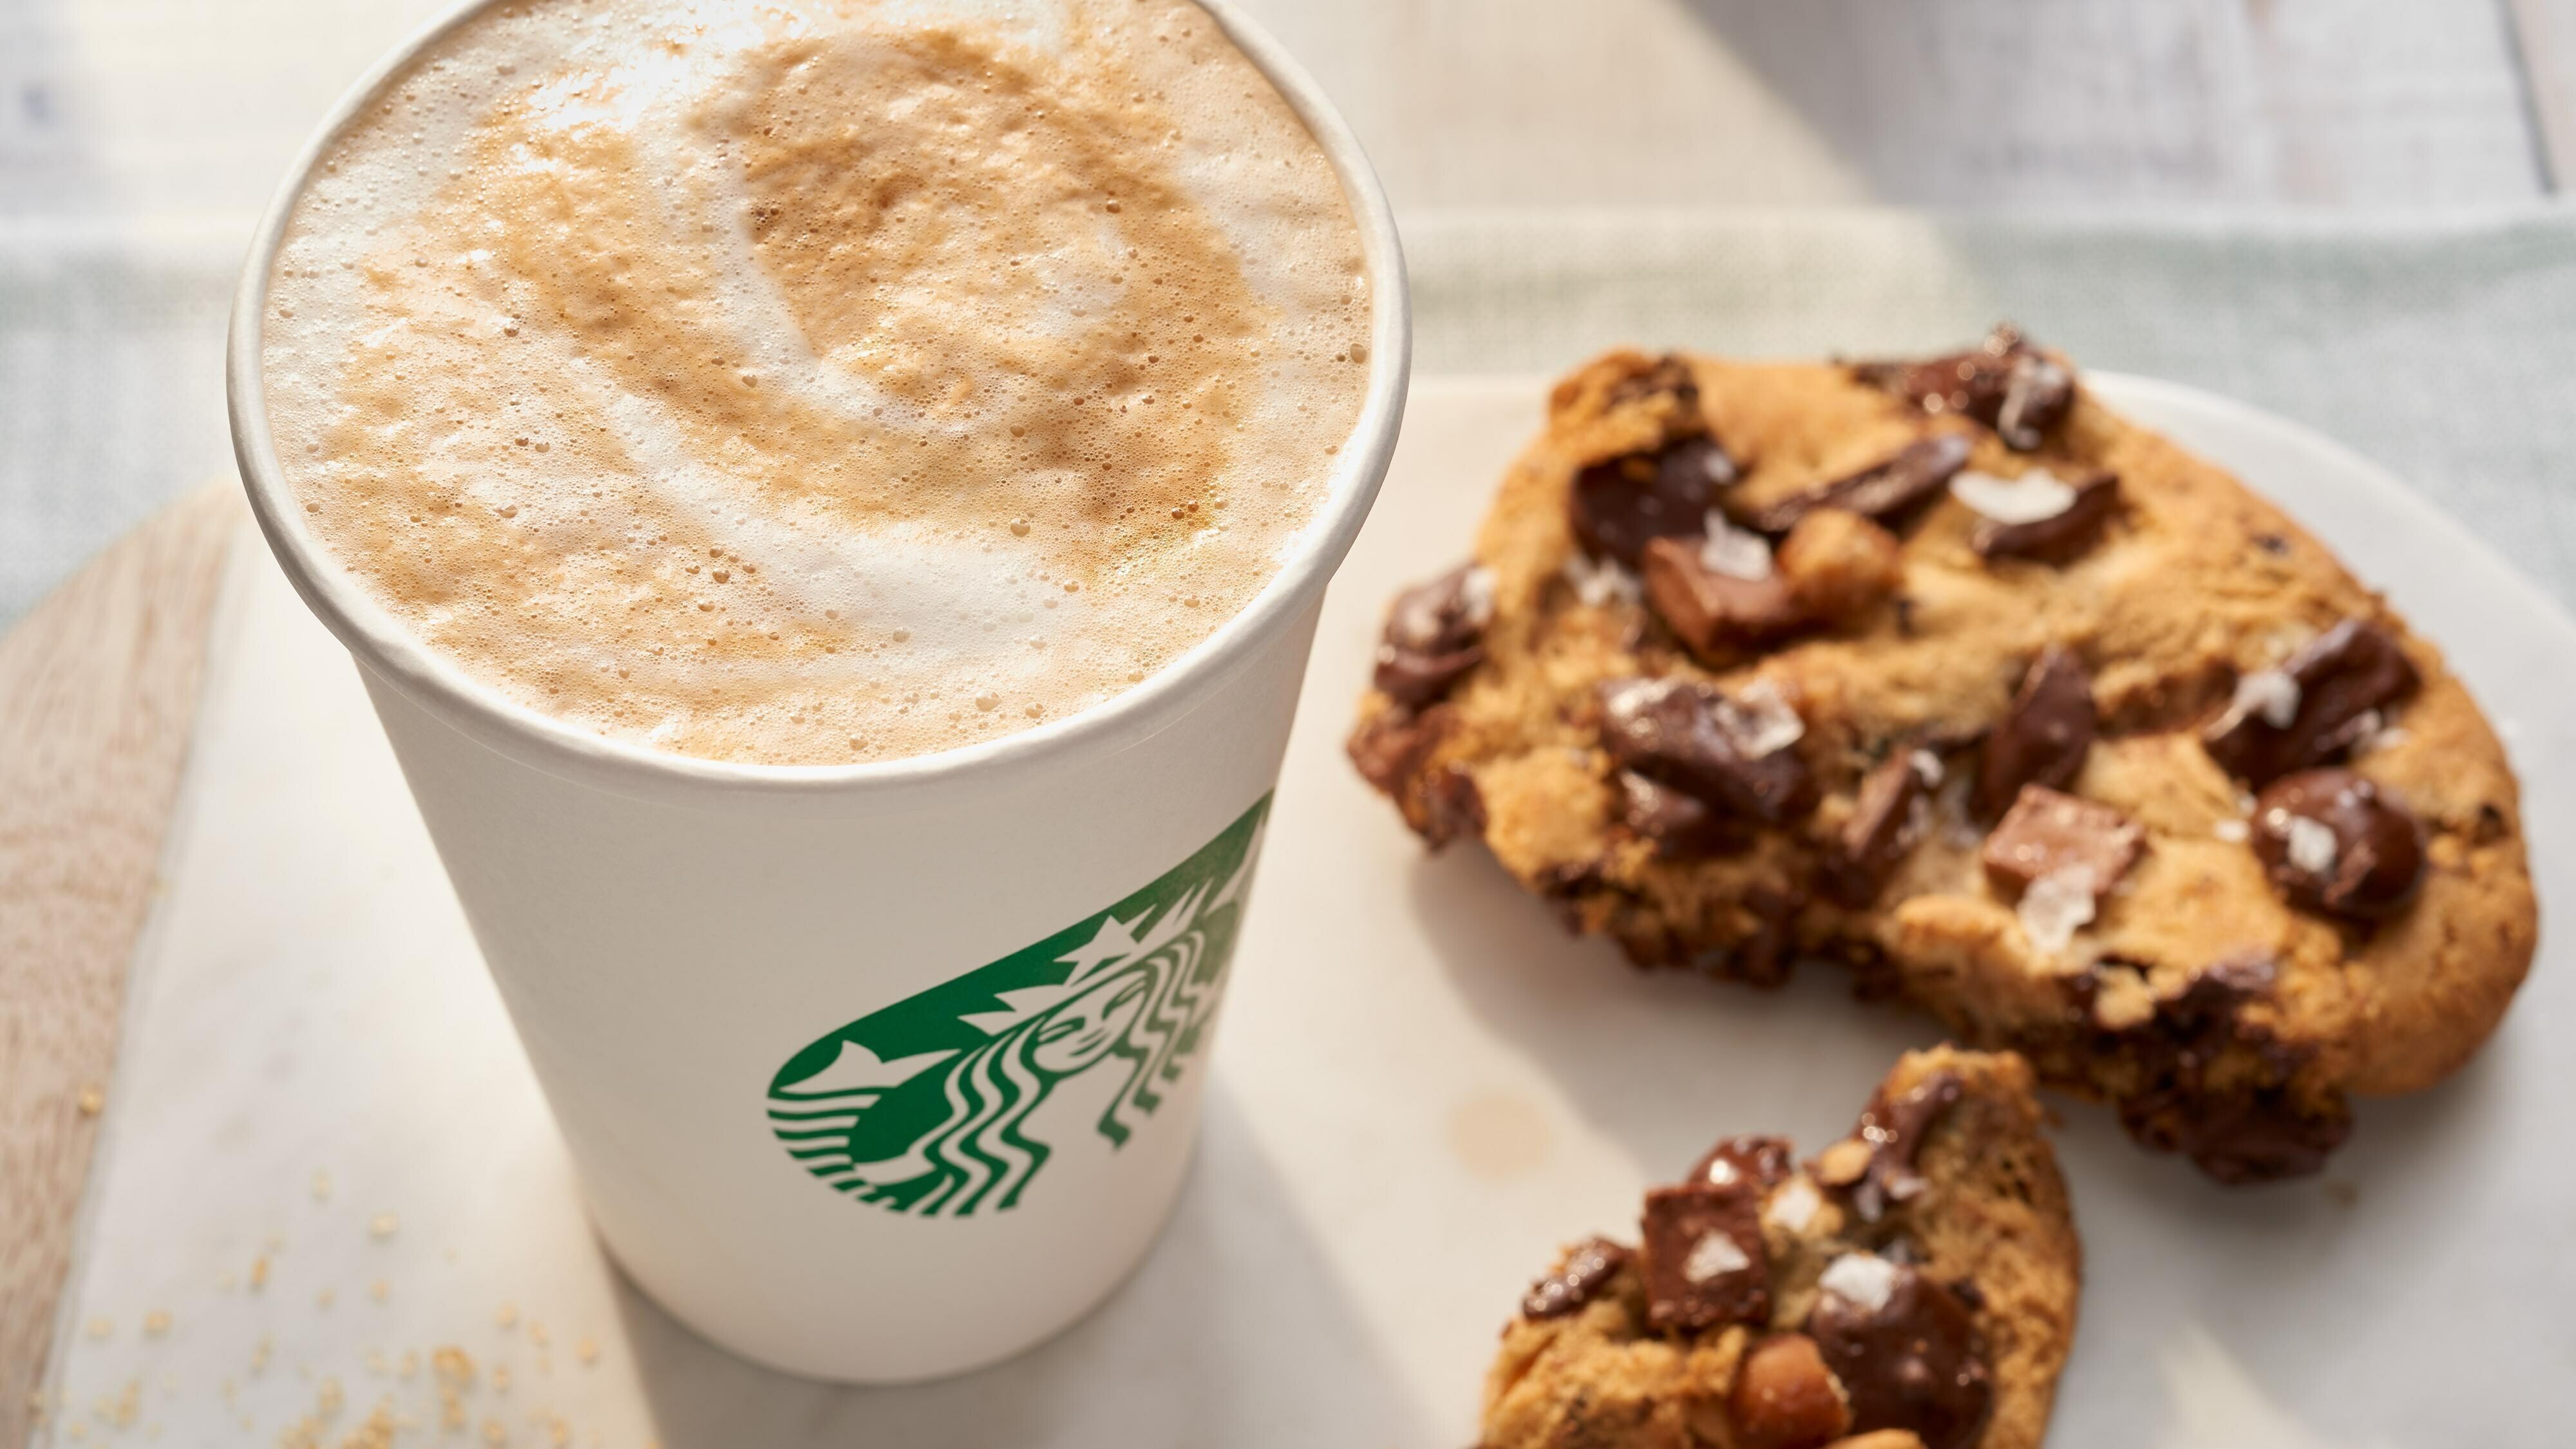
<box><xmin>6</xmin><ymin>0</ymin><xmax>2575</xmax><ymax>626</ymax></box>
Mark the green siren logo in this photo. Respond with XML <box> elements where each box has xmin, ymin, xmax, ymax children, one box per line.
<box><xmin>765</xmin><ymin>797</ymin><xmax>1269</xmax><ymax>1217</ymax></box>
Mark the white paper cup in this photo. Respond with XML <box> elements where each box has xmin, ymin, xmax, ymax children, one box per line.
<box><xmin>226</xmin><ymin>0</ymin><xmax>1406</xmax><ymax>1383</ymax></box>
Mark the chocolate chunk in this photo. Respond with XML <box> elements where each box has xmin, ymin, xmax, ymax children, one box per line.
<box><xmin>1805</xmin><ymin>1258</ymin><xmax>1994</xmax><ymax>1449</ymax></box>
<box><xmin>1971</xmin><ymin>469</ymin><xmax>2119</xmax><ymax>563</ymax></box>
<box><xmin>1640</xmin><ymin>1182</ymin><xmax>1770</xmax><ymax>1334</ymax></box>
<box><xmin>2251</xmin><ymin>769</ymin><xmax>2425</xmax><ymax>920</ymax></box>
<box><xmin>2204</xmin><ymin>620</ymin><xmax>2421</xmax><ymax>786</ymax></box>
<box><xmin>1718</xmin><ymin>884</ymin><xmax>1803</xmax><ymax>989</ymax></box>
<box><xmin>1993</xmin><ymin>351</ymin><xmax>2076</xmax><ymax>452</ymax></box>
<box><xmin>1641</xmin><ymin>535</ymin><xmax>1803</xmax><ymax>654</ymax></box>
<box><xmin>1643</xmin><ymin>509</ymin><xmax>1905</xmax><ymax>661</ymax></box>
<box><xmin>1520</xmin><ymin>1235</ymin><xmax>1631</xmax><ymax>1320</ymax></box>
<box><xmin>1372</xmin><ymin>650</ymin><xmax>1480</xmax><ymax>712</ymax></box>
<box><xmin>2108</xmin><ymin>955</ymin><xmax>2353</xmax><ymax>1182</ymax></box>
<box><xmin>1618</xmin><ymin>769</ymin><xmax>1753</xmax><ymax>858</ymax></box>
<box><xmin>1572</xmin><ymin>435</ymin><xmax>1739</xmax><ymax>567</ymax></box>
<box><xmin>1689</xmin><ymin>1135</ymin><xmax>1797</xmax><ymax>1192</ymax></box>
<box><xmin>1347</xmin><ymin>705</ymin><xmax>1445</xmax><ymax>799</ymax></box>
<box><xmin>1976</xmin><ymin>647</ymin><xmax>2096</xmax><ymax>819</ymax></box>
<box><xmin>2149</xmin><ymin>1086</ymin><xmax>2353</xmax><ymax>1186</ymax></box>
<box><xmin>1372</xmin><ymin>564</ymin><xmax>1496</xmax><ymax>708</ymax></box>
<box><xmin>1857</xmin><ymin>323</ymin><xmax>2073</xmax><ymax>452</ymax></box>
<box><xmin>2190</xmin><ymin>952</ymin><xmax>2277</xmax><ymax>1001</ymax></box>
<box><xmin>1739</xmin><ymin>434</ymin><xmax>1973</xmax><ymax>536</ymax></box>
<box><xmin>1828</xmin><ymin>750</ymin><xmax>1935</xmax><ymax>907</ymax></box>
<box><xmin>1980</xmin><ymin>785</ymin><xmax>2141</xmax><ymax>899</ymax></box>
<box><xmin>1347</xmin><ymin>706</ymin><xmax>1482</xmax><ymax>849</ymax></box>
<box><xmin>1418</xmin><ymin>764</ymin><xmax>1487</xmax><ymax>848</ymax></box>
<box><xmin>1383</xmin><ymin>564</ymin><xmax>1493</xmax><ymax>659</ymax></box>
<box><xmin>1598</xmin><ymin>677</ymin><xmax>1817</xmax><ymax>826</ymax></box>
<box><xmin>1830</xmin><ymin>1070</ymin><xmax>1964</xmax><ymax>1223</ymax></box>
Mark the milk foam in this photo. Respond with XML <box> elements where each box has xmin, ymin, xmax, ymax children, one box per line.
<box><xmin>263</xmin><ymin>0</ymin><xmax>1372</xmax><ymax>764</ymax></box>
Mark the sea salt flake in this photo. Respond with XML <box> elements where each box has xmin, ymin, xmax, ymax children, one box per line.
<box><xmin>2017</xmin><ymin>866</ymin><xmax>2099</xmax><ymax>954</ymax></box>
<box><xmin>2282</xmin><ymin>814</ymin><xmax>2338</xmax><ymax>876</ymax></box>
<box><xmin>1718</xmin><ymin>679</ymin><xmax>1804</xmax><ymax>757</ymax></box>
<box><xmin>2228</xmin><ymin>669</ymin><xmax>2302</xmax><ymax>730</ymax></box>
<box><xmin>1562</xmin><ymin>553</ymin><xmax>1641</xmax><ymax>607</ymax></box>
<box><xmin>1819</xmin><ymin>1253</ymin><xmax>1899</xmax><ymax>1314</ymax></box>
<box><xmin>2213</xmin><ymin>819</ymin><xmax>2251</xmax><ymax>844</ymax></box>
<box><xmin>1457</xmin><ymin>565</ymin><xmax>1499</xmax><ymax>625</ymax></box>
<box><xmin>1683</xmin><ymin>1231</ymin><xmax>1753</xmax><ymax>1283</ymax></box>
<box><xmin>1950</xmin><ymin>468</ymin><xmax>2075</xmax><ymax>524</ymax></box>
<box><xmin>1698</xmin><ymin>511</ymin><xmax>1774</xmax><ymax>581</ymax></box>
<box><xmin>1909</xmin><ymin>749</ymin><xmax>1944</xmax><ymax>786</ymax></box>
<box><xmin>2348</xmin><ymin>708</ymin><xmax>2409</xmax><ymax>755</ymax></box>
<box><xmin>1765</xmin><ymin>1177</ymin><xmax>1821</xmax><ymax>1233</ymax></box>
<box><xmin>1599</xmin><ymin>676</ymin><xmax>1678</xmax><ymax>719</ymax></box>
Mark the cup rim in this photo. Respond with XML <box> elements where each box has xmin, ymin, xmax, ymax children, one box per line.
<box><xmin>227</xmin><ymin>0</ymin><xmax>1409</xmax><ymax>808</ymax></box>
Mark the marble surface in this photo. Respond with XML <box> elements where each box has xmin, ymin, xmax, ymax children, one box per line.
<box><xmin>39</xmin><ymin>377</ymin><xmax>2576</xmax><ymax>1446</ymax></box>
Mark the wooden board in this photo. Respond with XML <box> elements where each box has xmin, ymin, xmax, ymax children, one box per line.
<box><xmin>0</xmin><ymin>484</ymin><xmax>241</xmax><ymax>1449</ymax></box>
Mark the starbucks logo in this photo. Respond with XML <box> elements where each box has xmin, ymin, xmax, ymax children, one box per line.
<box><xmin>766</xmin><ymin>797</ymin><xmax>1269</xmax><ymax>1217</ymax></box>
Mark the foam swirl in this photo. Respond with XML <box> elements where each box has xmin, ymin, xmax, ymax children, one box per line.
<box><xmin>263</xmin><ymin>0</ymin><xmax>1370</xmax><ymax>763</ymax></box>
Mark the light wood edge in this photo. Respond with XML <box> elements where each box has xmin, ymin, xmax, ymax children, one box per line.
<box><xmin>0</xmin><ymin>484</ymin><xmax>246</xmax><ymax>1448</ymax></box>
<box><xmin>2510</xmin><ymin>0</ymin><xmax>2576</xmax><ymax>189</ymax></box>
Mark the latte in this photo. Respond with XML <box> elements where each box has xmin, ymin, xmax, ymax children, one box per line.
<box><xmin>261</xmin><ymin>0</ymin><xmax>1372</xmax><ymax>764</ymax></box>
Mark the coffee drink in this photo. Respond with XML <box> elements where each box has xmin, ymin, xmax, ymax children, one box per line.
<box><xmin>261</xmin><ymin>0</ymin><xmax>1372</xmax><ymax>765</ymax></box>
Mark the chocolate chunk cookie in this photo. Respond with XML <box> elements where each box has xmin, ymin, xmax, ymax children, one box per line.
<box><xmin>1349</xmin><ymin>334</ymin><xmax>2535</xmax><ymax>1181</ymax></box>
<box><xmin>1478</xmin><ymin>1048</ymin><xmax>2079</xmax><ymax>1449</ymax></box>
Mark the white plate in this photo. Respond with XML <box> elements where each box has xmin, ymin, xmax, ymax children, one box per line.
<box><xmin>48</xmin><ymin>375</ymin><xmax>2574</xmax><ymax>1448</ymax></box>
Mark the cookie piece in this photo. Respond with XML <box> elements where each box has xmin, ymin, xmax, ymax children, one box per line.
<box><xmin>1478</xmin><ymin>1048</ymin><xmax>2079</xmax><ymax>1449</ymax></box>
<box><xmin>1349</xmin><ymin>334</ymin><xmax>2535</xmax><ymax>1181</ymax></box>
